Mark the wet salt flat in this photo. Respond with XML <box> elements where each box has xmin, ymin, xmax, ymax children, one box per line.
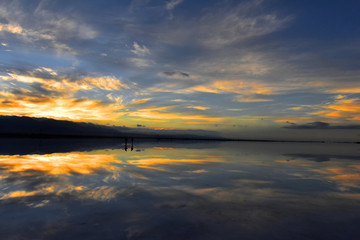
<box><xmin>0</xmin><ymin>139</ymin><xmax>360</xmax><ymax>240</ymax></box>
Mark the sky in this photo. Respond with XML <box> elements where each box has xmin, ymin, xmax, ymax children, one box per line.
<box><xmin>0</xmin><ymin>0</ymin><xmax>360</xmax><ymax>140</ymax></box>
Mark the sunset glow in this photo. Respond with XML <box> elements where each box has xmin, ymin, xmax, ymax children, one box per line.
<box><xmin>0</xmin><ymin>0</ymin><xmax>359</xmax><ymax>139</ymax></box>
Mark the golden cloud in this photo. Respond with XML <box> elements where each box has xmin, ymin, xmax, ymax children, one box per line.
<box><xmin>0</xmin><ymin>69</ymin><xmax>131</xmax><ymax>122</ymax></box>
<box><xmin>333</xmin><ymin>87</ymin><xmax>360</xmax><ymax>94</ymax></box>
<box><xmin>0</xmin><ymin>152</ymin><xmax>119</xmax><ymax>176</ymax></box>
<box><xmin>0</xmin><ymin>23</ymin><xmax>23</xmax><ymax>34</ymax></box>
<box><xmin>187</xmin><ymin>106</ymin><xmax>210</xmax><ymax>110</ymax></box>
<box><xmin>189</xmin><ymin>86</ymin><xmax>221</xmax><ymax>94</ymax></box>
<box><xmin>212</xmin><ymin>80</ymin><xmax>274</xmax><ymax>95</ymax></box>
<box><xmin>171</xmin><ymin>79</ymin><xmax>278</xmax><ymax>103</ymax></box>
<box><xmin>0</xmin><ymin>97</ymin><xmax>122</xmax><ymax>121</ymax></box>
<box><xmin>309</xmin><ymin>98</ymin><xmax>360</xmax><ymax>121</ymax></box>
<box><xmin>4</xmin><ymin>72</ymin><xmax>129</xmax><ymax>95</ymax></box>
<box><xmin>316</xmin><ymin>165</ymin><xmax>360</xmax><ymax>189</ymax></box>
<box><xmin>80</xmin><ymin>76</ymin><xmax>129</xmax><ymax>90</ymax></box>
<box><xmin>129</xmin><ymin>110</ymin><xmax>224</xmax><ymax>122</ymax></box>
<box><xmin>128</xmin><ymin>158</ymin><xmax>224</xmax><ymax>166</ymax></box>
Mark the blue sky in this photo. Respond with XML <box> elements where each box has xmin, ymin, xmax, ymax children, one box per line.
<box><xmin>0</xmin><ymin>0</ymin><xmax>360</xmax><ymax>140</ymax></box>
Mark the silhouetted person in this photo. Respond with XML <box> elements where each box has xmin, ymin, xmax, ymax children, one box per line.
<box><xmin>124</xmin><ymin>138</ymin><xmax>128</xmax><ymax>151</ymax></box>
<box><xmin>131</xmin><ymin>138</ymin><xmax>134</xmax><ymax>151</ymax></box>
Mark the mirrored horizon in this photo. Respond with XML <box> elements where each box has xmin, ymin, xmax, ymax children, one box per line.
<box><xmin>0</xmin><ymin>139</ymin><xmax>360</xmax><ymax>239</ymax></box>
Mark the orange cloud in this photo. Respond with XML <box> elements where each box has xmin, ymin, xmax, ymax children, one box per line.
<box><xmin>0</xmin><ymin>97</ymin><xmax>122</xmax><ymax>121</ymax></box>
<box><xmin>321</xmin><ymin>166</ymin><xmax>360</xmax><ymax>188</ymax></box>
<box><xmin>152</xmin><ymin>127</ymin><xmax>176</xmax><ymax>130</ymax></box>
<box><xmin>333</xmin><ymin>87</ymin><xmax>360</xmax><ymax>94</ymax></box>
<box><xmin>309</xmin><ymin>98</ymin><xmax>360</xmax><ymax>121</ymax></box>
<box><xmin>129</xmin><ymin>110</ymin><xmax>224</xmax><ymax>122</ymax></box>
<box><xmin>4</xmin><ymin>72</ymin><xmax>128</xmax><ymax>94</ymax></box>
<box><xmin>0</xmin><ymin>23</ymin><xmax>23</xmax><ymax>34</ymax></box>
<box><xmin>177</xmin><ymin>79</ymin><xmax>278</xmax><ymax>103</ymax></box>
<box><xmin>128</xmin><ymin>158</ymin><xmax>224</xmax><ymax>166</ymax></box>
<box><xmin>0</xmin><ymin>152</ymin><xmax>119</xmax><ymax>176</ymax></box>
<box><xmin>190</xmin><ymin>85</ymin><xmax>221</xmax><ymax>93</ymax></box>
<box><xmin>212</xmin><ymin>80</ymin><xmax>274</xmax><ymax>95</ymax></box>
<box><xmin>130</xmin><ymin>98</ymin><xmax>151</xmax><ymax>105</ymax></box>
<box><xmin>187</xmin><ymin>106</ymin><xmax>210</xmax><ymax>110</ymax></box>
<box><xmin>1</xmin><ymin>190</ymin><xmax>42</xmax><ymax>199</ymax></box>
<box><xmin>0</xmin><ymin>91</ymin><xmax>15</xmax><ymax>98</ymax></box>
<box><xmin>0</xmin><ymin>69</ymin><xmax>131</xmax><ymax>122</ymax></box>
<box><xmin>147</xmin><ymin>78</ymin><xmax>277</xmax><ymax>100</ymax></box>
<box><xmin>80</xmin><ymin>76</ymin><xmax>129</xmax><ymax>90</ymax></box>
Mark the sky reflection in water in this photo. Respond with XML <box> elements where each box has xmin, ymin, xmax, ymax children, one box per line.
<box><xmin>0</xmin><ymin>140</ymin><xmax>360</xmax><ymax>239</ymax></box>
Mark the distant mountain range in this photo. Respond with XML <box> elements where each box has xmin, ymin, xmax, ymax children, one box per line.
<box><xmin>0</xmin><ymin>115</ymin><xmax>223</xmax><ymax>140</ymax></box>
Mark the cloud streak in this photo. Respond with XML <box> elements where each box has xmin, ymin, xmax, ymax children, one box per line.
<box><xmin>0</xmin><ymin>97</ymin><xmax>121</xmax><ymax>121</ymax></box>
<box><xmin>131</xmin><ymin>42</ymin><xmax>150</xmax><ymax>56</ymax></box>
<box><xmin>284</xmin><ymin>121</ymin><xmax>360</xmax><ymax>130</ymax></box>
<box><xmin>166</xmin><ymin>0</ymin><xmax>183</xmax><ymax>11</ymax></box>
<box><xmin>159</xmin><ymin>0</ymin><xmax>292</xmax><ymax>48</ymax></box>
<box><xmin>0</xmin><ymin>1</ymin><xmax>97</xmax><ymax>54</ymax></box>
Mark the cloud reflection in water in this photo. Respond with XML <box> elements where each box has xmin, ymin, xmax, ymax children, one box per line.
<box><xmin>0</xmin><ymin>141</ymin><xmax>359</xmax><ymax>239</ymax></box>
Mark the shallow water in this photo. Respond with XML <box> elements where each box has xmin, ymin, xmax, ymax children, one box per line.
<box><xmin>0</xmin><ymin>139</ymin><xmax>360</xmax><ymax>239</ymax></box>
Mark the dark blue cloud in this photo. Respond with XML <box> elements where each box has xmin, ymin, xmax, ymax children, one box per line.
<box><xmin>284</xmin><ymin>121</ymin><xmax>360</xmax><ymax>130</ymax></box>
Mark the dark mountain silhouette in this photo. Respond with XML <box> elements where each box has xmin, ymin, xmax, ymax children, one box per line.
<box><xmin>0</xmin><ymin>115</ymin><xmax>222</xmax><ymax>139</ymax></box>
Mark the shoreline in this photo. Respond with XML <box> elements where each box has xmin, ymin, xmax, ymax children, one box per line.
<box><xmin>0</xmin><ymin>133</ymin><xmax>358</xmax><ymax>144</ymax></box>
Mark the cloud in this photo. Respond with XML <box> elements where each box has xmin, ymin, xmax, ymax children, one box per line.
<box><xmin>2</xmin><ymin>73</ymin><xmax>129</xmax><ymax>102</ymax></box>
<box><xmin>283</xmin><ymin>121</ymin><xmax>330</xmax><ymax>129</ymax></box>
<box><xmin>128</xmin><ymin>58</ymin><xmax>153</xmax><ymax>68</ymax></box>
<box><xmin>131</xmin><ymin>42</ymin><xmax>150</xmax><ymax>56</ymax></box>
<box><xmin>227</xmin><ymin>109</ymin><xmax>244</xmax><ymax>111</ymax></box>
<box><xmin>1</xmin><ymin>0</ymin><xmax>359</xmax><ymax>136</ymax></box>
<box><xmin>0</xmin><ymin>97</ymin><xmax>122</xmax><ymax>121</ymax></box>
<box><xmin>106</xmin><ymin>94</ymin><xmax>123</xmax><ymax>106</ymax></box>
<box><xmin>165</xmin><ymin>0</ymin><xmax>184</xmax><ymax>19</ymax></box>
<box><xmin>130</xmin><ymin>98</ymin><xmax>152</xmax><ymax>105</ymax></box>
<box><xmin>159</xmin><ymin>0</ymin><xmax>292</xmax><ymax>48</ymax></box>
<box><xmin>0</xmin><ymin>2</ymin><xmax>97</xmax><ymax>54</ymax></box>
<box><xmin>166</xmin><ymin>0</ymin><xmax>184</xmax><ymax>11</ymax></box>
<box><xmin>146</xmin><ymin>77</ymin><xmax>279</xmax><ymax>97</ymax></box>
<box><xmin>194</xmin><ymin>54</ymin><xmax>272</xmax><ymax>77</ymax></box>
<box><xmin>1</xmin><ymin>69</ymin><xmax>129</xmax><ymax>98</ymax></box>
<box><xmin>284</xmin><ymin>121</ymin><xmax>360</xmax><ymax>130</ymax></box>
<box><xmin>171</xmin><ymin>99</ymin><xmax>196</xmax><ymax>103</ymax></box>
<box><xmin>0</xmin><ymin>66</ymin><xmax>132</xmax><ymax>122</ymax></box>
<box><xmin>0</xmin><ymin>152</ymin><xmax>118</xmax><ymax>177</ymax></box>
<box><xmin>129</xmin><ymin>42</ymin><xmax>152</xmax><ymax>68</ymax></box>
<box><xmin>128</xmin><ymin>107</ymin><xmax>225</xmax><ymax>123</ymax></box>
<box><xmin>161</xmin><ymin>79</ymin><xmax>279</xmax><ymax>104</ymax></box>
<box><xmin>236</xmin><ymin>96</ymin><xmax>273</xmax><ymax>102</ymax></box>
<box><xmin>80</xmin><ymin>76</ymin><xmax>129</xmax><ymax>91</ymax></box>
<box><xmin>309</xmin><ymin>98</ymin><xmax>360</xmax><ymax>122</ymax></box>
<box><xmin>160</xmin><ymin>71</ymin><xmax>190</xmax><ymax>79</ymax></box>
<box><xmin>0</xmin><ymin>23</ymin><xmax>23</xmax><ymax>34</ymax></box>
<box><xmin>334</xmin><ymin>88</ymin><xmax>360</xmax><ymax>94</ymax></box>
<box><xmin>285</xmin><ymin>153</ymin><xmax>360</xmax><ymax>163</ymax></box>
<box><xmin>187</xmin><ymin>106</ymin><xmax>209</xmax><ymax>111</ymax></box>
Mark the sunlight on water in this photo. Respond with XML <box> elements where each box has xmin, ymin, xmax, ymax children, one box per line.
<box><xmin>0</xmin><ymin>139</ymin><xmax>360</xmax><ymax>239</ymax></box>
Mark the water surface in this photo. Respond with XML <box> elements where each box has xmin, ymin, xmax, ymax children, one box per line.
<box><xmin>1</xmin><ymin>139</ymin><xmax>360</xmax><ymax>239</ymax></box>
